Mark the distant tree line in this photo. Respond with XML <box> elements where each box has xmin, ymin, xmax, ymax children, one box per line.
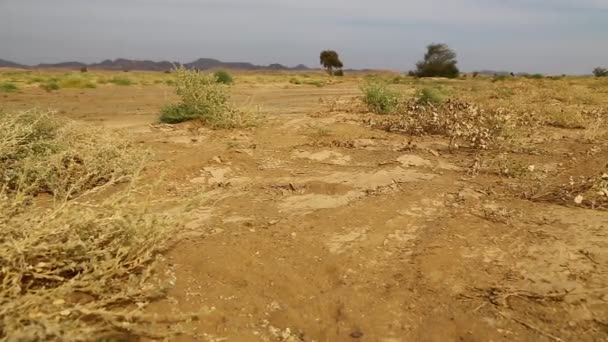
<box><xmin>321</xmin><ymin>43</ymin><xmax>461</xmax><ymax>78</ymax></box>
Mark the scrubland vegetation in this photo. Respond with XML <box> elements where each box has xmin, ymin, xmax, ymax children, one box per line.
<box><xmin>0</xmin><ymin>109</ymin><xmax>191</xmax><ymax>340</ymax></box>
<box><xmin>0</xmin><ymin>48</ymin><xmax>607</xmax><ymax>339</ymax></box>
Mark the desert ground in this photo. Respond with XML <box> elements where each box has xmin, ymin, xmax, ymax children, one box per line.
<box><xmin>1</xmin><ymin>69</ymin><xmax>607</xmax><ymax>341</ymax></box>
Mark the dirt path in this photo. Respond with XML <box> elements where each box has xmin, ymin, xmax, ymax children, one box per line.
<box><xmin>129</xmin><ymin>85</ymin><xmax>606</xmax><ymax>341</ymax></box>
<box><xmin>6</xmin><ymin>82</ymin><xmax>607</xmax><ymax>341</ymax></box>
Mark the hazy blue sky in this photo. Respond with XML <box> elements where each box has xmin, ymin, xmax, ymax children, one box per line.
<box><xmin>1</xmin><ymin>0</ymin><xmax>606</xmax><ymax>74</ymax></box>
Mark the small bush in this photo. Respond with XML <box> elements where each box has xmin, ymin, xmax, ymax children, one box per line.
<box><xmin>80</xmin><ymin>66</ymin><xmax>88</xmax><ymax>73</ymax></box>
<box><xmin>545</xmin><ymin>109</ymin><xmax>586</xmax><ymax>129</ymax></box>
<box><xmin>0</xmin><ymin>109</ymin><xmax>141</xmax><ymax>198</ymax></box>
<box><xmin>369</xmin><ymin>100</ymin><xmax>513</xmax><ymax>150</ymax></box>
<box><xmin>40</xmin><ymin>81</ymin><xmax>60</xmax><ymax>92</ymax></box>
<box><xmin>109</xmin><ymin>77</ymin><xmax>133</xmax><ymax>86</ymax></box>
<box><xmin>334</xmin><ymin>69</ymin><xmax>344</xmax><ymax>77</ymax></box>
<box><xmin>213</xmin><ymin>69</ymin><xmax>234</xmax><ymax>84</ymax></box>
<box><xmin>159</xmin><ymin>103</ymin><xmax>201</xmax><ymax>124</ymax></box>
<box><xmin>415</xmin><ymin>88</ymin><xmax>446</xmax><ymax>105</ymax></box>
<box><xmin>58</xmin><ymin>75</ymin><xmax>96</xmax><ymax>89</ymax></box>
<box><xmin>0</xmin><ymin>82</ymin><xmax>18</xmax><ymax>92</ymax></box>
<box><xmin>289</xmin><ymin>78</ymin><xmax>303</xmax><ymax>85</ymax></box>
<box><xmin>0</xmin><ymin>109</ymin><xmax>187</xmax><ymax>340</ymax></box>
<box><xmin>360</xmin><ymin>82</ymin><xmax>401</xmax><ymax>114</ymax></box>
<box><xmin>160</xmin><ymin>66</ymin><xmax>252</xmax><ymax>128</ymax></box>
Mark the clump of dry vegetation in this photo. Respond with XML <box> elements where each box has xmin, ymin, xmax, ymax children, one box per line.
<box><xmin>0</xmin><ymin>110</ymin><xmax>141</xmax><ymax>201</ymax></box>
<box><xmin>0</xmin><ymin>109</ymin><xmax>187</xmax><ymax>340</ymax></box>
<box><xmin>525</xmin><ymin>173</ymin><xmax>608</xmax><ymax>210</ymax></box>
<box><xmin>160</xmin><ymin>66</ymin><xmax>255</xmax><ymax>128</ymax></box>
<box><xmin>366</xmin><ymin>99</ymin><xmax>515</xmax><ymax>150</ymax></box>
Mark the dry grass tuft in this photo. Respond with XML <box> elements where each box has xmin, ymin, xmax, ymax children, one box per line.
<box><xmin>366</xmin><ymin>99</ymin><xmax>515</xmax><ymax>150</ymax></box>
<box><xmin>0</xmin><ymin>110</ymin><xmax>189</xmax><ymax>340</ymax></box>
<box><xmin>0</xmin><ymin>109</ymin><xmax>142</xmax><ymax>201</ymax></box>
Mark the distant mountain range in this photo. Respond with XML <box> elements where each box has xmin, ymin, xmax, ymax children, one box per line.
<box><xmin>0</xmin><ymin>58</ymin><xmax>311</xmax><ymax>72</ymax></box>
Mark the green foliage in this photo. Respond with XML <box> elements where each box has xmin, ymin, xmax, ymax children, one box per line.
<box><xmin>40</xmin><ymin>81</ymin><xmax>60</xmax><ymax>92</ymax></box>
<box><xmin>109</xmin><ymin>77</ymin><xmax>133</xmax><ymax>86</ymax></box>
<box><xmin>58</xmin><ymin>75</ymin><xmax>96</xmax><ymax>89</ymax></box>
<box><xmin>593</xmin><ymin>67</ymin><xmax>608</xmax><ymax>77</ymax></box>
<box><xmin>159</xmin><ymin>103</ymin><xmax>200</xmax><ymax>124</ymax></box>
<box><xmin>361</xmin><ymin>82</ymin><xmax>401</xmax><ymax>114</ymax></box>
<box><xmin>213</xmin><ymin>70</ymin><xmax>234</xmax><ymax>84</ymax></box>
<box><xmin>159</xmin><ymin>66</ymin><xmax>250</xmax><ymax>128</ymax></box>
<box><xmin>416</xmin><ymin>88</ymin><xmax>446</xmax><ymax>105</ymax></box>
<box><xmin>320</xmin><ymin>50</ymin><xmax>344</xmax><ymax>75</ymax></box>
<box><xmin>334</xmin><ymin>69</ymin><xmax>344</xmax><ymax>77</ymax></box>
<box><xmin>0</xmin><ymin>82</ymin><xmax>18</xmax><ymax>92</ymax></box>
<box><xmin>415</xmin><ymin>43</ymin><xmax>460</xmax><ymax>78</ymax></box>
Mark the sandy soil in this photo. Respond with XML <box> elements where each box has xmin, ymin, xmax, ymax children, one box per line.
<box><xmin>3</xmin><ymin>80</ymin><xmax>607</xmax><ymax>341</ymax></box>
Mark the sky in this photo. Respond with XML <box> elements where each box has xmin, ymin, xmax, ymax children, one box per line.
<box><xmin>1</xmin><ymin>0</ymin><xmax>606</xmax><ymax>74</ymax></box>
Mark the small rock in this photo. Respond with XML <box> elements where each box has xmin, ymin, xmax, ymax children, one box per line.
<box><xmin>574</xmin><ymin>195</ymin><xmax>584</xmax><ymax>204</ymax></box>
<box><xmin>527</xmin><ymin>165</ymin><xmax>536</xmax><ymax>172</ymax></box>
<box><xmin>212</xmin><ymin>156</ymin><xmax>223</xmax><ymax>163</ymax></box>
<box><xmin>350</xmin><ymin>330</ymin><xmax>364</xmax><ymax>339</ymax></box>
<box><xmin>427</xmin><ymin>149</ymin><xmax>440</xmax><ymax>157</ymax></box>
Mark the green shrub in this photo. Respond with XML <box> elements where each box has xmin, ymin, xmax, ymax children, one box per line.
<box><xmin>40</xmin><ymin>81</ymin><xmax>60</xmax><ymax>92</ymax></box>
<box><xmin>58</xmin><ymin>75</ymin><xmax>96</xmax><ymax>89</ymax></box>
<box><xmin>416</xmin><ymin>88</ymin><xmax>446</xmax><ymax>105</ymax></box>
<box><xmin>361</xmin><ymin>82</ymin><xmax>401</xmax><ymax>114</ymax></box>
<box><xmin>159</xmin><ymin>103</ymin><xmax>201</xmax><ymax>124</ymax></box>
<box><xmin>213</xmin><ymin>70</ymin><xmax>234</xmax><ymax>84</ymax></box>
<box><xmin>159</xmin><ymin>66</ymin><xmax>251</xmax><ymax>128</ymax></box>
<box><xmin>0</xmin><ymin>82</ymin><xmax>18</xmax><ymax>93</ymax></box>
<box><xmin>109</xmin><ymin>77</ymin><xmax>133</xmax><ymax>86</ymax></box>
<box><xmin>334</xmin><ymin>69</ymin><xmax>344</xmax><ymax>77</ymax></box>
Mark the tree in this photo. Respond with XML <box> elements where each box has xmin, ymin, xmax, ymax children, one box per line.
<box><xmin>593</xmin><ymin>67</ymin><xmax>608</xmax><ymax>77</ymax></box>
<box><xmin>415</xmin><ymin>43</ymin><xmax>460</xmax><ymax>78</ymax></box>
<box><xmin>320</xmin><ymin>50</ymin><xmax>343</xmax><ymax>75</ymax></box>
